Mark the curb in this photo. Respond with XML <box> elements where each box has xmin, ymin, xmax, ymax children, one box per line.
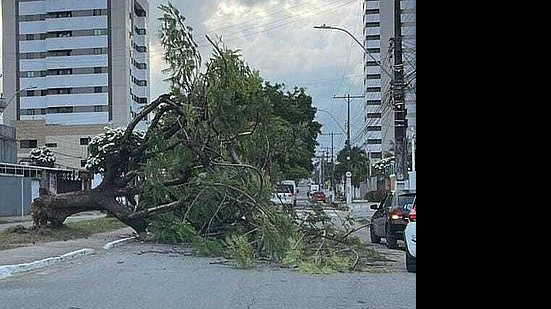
<box><xmin>102</xmin><ymin>236</ymin><xmax>137</xmax><ymax>250</ymax></box>
<box><xmin>0</xmin><ymin>248</ymin><xmax>95</xmax><ymax>280</ymax></box>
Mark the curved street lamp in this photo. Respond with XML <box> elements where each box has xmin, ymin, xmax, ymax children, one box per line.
<box><xmin>316</xmin><ymin>108</ymin><xmax>347</xmax><ymax>136</ymax></box>
<box><xmin>0</xmin><ymin>86</ymin><xmax>37</xmax><ymax>116</ymax></box>
<box><xmin>313</xmin><ymin>24</ymin><xmax>393</xmax><ymax>79</ymax></box>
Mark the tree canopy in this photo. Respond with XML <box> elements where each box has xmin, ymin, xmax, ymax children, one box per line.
<box><xmin>30</xmin><ymin>3</ymin><xmax>385</xmax><ymax>273</ymax></box>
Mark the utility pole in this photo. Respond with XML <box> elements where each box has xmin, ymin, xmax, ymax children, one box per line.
<box><xmin>392</xmin><ymin>0</ymin><xmax>408</xmax><ymax>185</ymax></box>
<box><xmin>320</xmin><ymin>132</ymin><xmax>344</xmax><ymax>200</ymax></box>
<box><xmin>333</xmin><ymin>94</ymin><xmax>364</xmax><ymax>207</ymax></box>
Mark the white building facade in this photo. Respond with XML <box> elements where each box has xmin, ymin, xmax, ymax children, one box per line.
<box><xmin>2</xmin><ymin>0</ymin><xmax>150</xmax><ymax>169</ymax></box>
<box><xmin>364</xmin><ymin>0</ymin><xmax>415</xmax><ymax>160</ymax></box>
<box><xmin>362</xmin><ymin>0</ymin><xmax>383</xmax><ymax>161</ymax></box>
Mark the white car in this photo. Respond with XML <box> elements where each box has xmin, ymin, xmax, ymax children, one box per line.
<box><xmin>404</xmin><ymin>201</ymin><xmax>416</xmax><ymax>273</ymax></box>
<box><xmin>270</xmin><ymin>183</ymin><xmax>295</xmax><ymax>206</ymax></box>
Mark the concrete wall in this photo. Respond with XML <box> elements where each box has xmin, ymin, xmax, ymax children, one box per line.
<box><xmin>0</xmin><ymin>175</ymin><xmax>39</xmax><ymax>216</ymax></box>
<box><xmin>0</xmin><ymin>124</ymin><xmax>17</xmax><ymax>163</ymax></box>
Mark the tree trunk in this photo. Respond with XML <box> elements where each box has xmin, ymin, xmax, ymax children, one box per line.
<box><xmin>31</xmin><ymin>189</ymin><xmax>147</xmax><ymax>233</ymax></box>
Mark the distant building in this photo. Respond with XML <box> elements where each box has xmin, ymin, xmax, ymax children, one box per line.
<box><xmin>362</xmin><ymin>0</ymin><xmax>383</xmax><ymax>161</ymax></box>
<box><xmin>2</xmin><ymin>0</ymin><xmax>151</xmax><ymax>170</ymax></box>
<box><xmin>363</xmin><ymin>0</ymin><xmax>415</xmax><ymax>157</ymax></box>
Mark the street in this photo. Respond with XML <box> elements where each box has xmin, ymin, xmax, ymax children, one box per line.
<box><xmin>0</xmin><ymin>242</ymin><xmax>416</xmax><ymax>309</ymax></box>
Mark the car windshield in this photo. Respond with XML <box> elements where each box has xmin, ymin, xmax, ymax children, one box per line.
<box><xmin>276</xmin><ymin>184</ymin><xmax>293</xmax><ymax>193</ymax></box>
<box><xmin>398</xmin><ymin>194</ymin><xmax>416</xmax><ymax>210</ymax></box>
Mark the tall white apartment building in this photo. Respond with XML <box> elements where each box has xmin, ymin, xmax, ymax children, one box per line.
<box><xmin>363</xmin><ymin>0</ymin><xmax>415</xmax><ymax>159</ymax></box>
<box><xmin>362</xmin><ymin>0</ymin><xmax>383</xmax><ymax>160</ymax></box>
<box><xmin>2</xmin><ymin>0</ymin><xmax>150</xmax><ymax>169</ymax></box>
<box><xmin>379</xmin><ymin>0</ymin><xmax>416</xmax><ymax>156</ymax></box>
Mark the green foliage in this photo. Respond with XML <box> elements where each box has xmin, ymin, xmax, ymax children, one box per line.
<box><xmin>148</xmin><ymin>214</ymin><xmax>197</xmax><ymax>244</ymax></box>
<box><xmin>257</xmin><ymin>211</ymin><xmax>295</xmax><ymax>261</ymax></box>
<box><xmin>192</xmin><ymin>237</ymin><xmax>226</xmax><ymax>257</ymax></box>
<box><xmin>30</xmin><ymin>146</ymin><xmax>55</xmax><ymax>167</ymax></box>
<box><xmin>335</xmin><ymin>146</ymin><xmax>370</xmax><ymax>187</ymax></box>
<box><xmin>86</xmin><ymin>127</ymin><xmax>145</xmax><ymax>175</ymax></box>
<box><xmin>227</xmin><ymin>234</ymin><xmax>255</xmax><ymax>269</ymax></box>
<box><xmin>79</xmin><ymin>3</ymin><xmax>390</xmax><ymax>274</ymax></box>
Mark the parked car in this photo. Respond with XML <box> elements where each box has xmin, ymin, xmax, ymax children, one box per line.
<box><xmin>310</xmin><ymin>191</ymin><xmax>327</xmax><ymax>203</ymax></box>
<box><xmin>307</xmin><ymin>184</ymin><xmax>320</xmax><ymax>198</ymax></box>
<box><xmin>370</xmin><ymin>189</ymin><xmax>416</xmax><ymax>249</ymax></box>
<box><xmin>270</xmin><ymin>183</ymin><xmax>296</xmax><ymax>206</ymax></box>
<box><xmin>404</xmin><ymin>198</ymin><xmax>416</xmax><ymax>273</ymax></box>
<box><xmin>281</xmin><ymin>180</ymin><xmax>298</xmax><ymax>206</ymax></box>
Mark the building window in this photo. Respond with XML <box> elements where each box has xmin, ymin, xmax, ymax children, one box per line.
<box><xmin>366</xmin><ymin>87</ymin><xmax>381</xmax><ymax>93</ymax></box>
<box><xmin>49</xmin><ymin>11</ymin><xmax>72</xmax><ymax>18</ymax></box>
<box><xmin>93</xmin><ymin>9</ymin><xmax>102</xmax><ymax>16</ymax></box>
<box><xmin>50</xmin><ymin>88</ymin><xmax>72</xmax><ymax>95</ymax></box>
<box><xmin>94</xmin><ymin>105</ymin><xmax>104</xmax><ymax>112</ymax></box>
<box><xmin>26</xmin><ymin>90</ymin><xmax>35</xmax><ymax>97</ymax></box>
<box><xmin>93</xmin><ymin>29</ymin><xmax>107</xmax><ymax>36</ymax></box>
<box><xmin>365</xmin><ymin>22</ymin><xmax>380</xmax><ymax>27</ymax></box>
<box><xmin>366</xmin><ymin>48</ymin><xmax>380</xmax><ymax>54</ymax></box>
<box><xmin>366</xmin><ymin>113</ymin><xmax>381</xmax><ymax>118</ymax></box>
<box><xmin>366</xmin><ymin>61</ymin><xmax>379</xmax><ymax>67</ymax></box>
<box><xmin>94</xmin><ymin>87</ymin><xmax>104</xmax><ymax>93</ymax></box>
<box><xmin>20</xmin><ymin>140</ymin><xmax>37</xmax><ymax>149</ymax></box>
<box><xmin>20</xmin><ymin>109</ymin><xmax>36</xmax><ymax>115</ymax></box>
<box><xmin>366</xmin><ymin>35</ymin><xmax>380</xmax><ymax>40</ymax></box>
<box><xmin>366</xmin><ymin>74</ymin><xmax>381</xmax><ymax>80</ymax></box>
<box><xmin>48</xmin><ymin>68</ymin><xmax>72</xmax><ymax>75</ymax></box>
<box><xmin>48</xmin><ymin>106</ymin><xmax>73</xmax><ymax>113</ymax></box>
<box><xmin>41</xmin><ymin>90</ymin><xmax>48</xmax><ymax>96</ymax></box>
<box><xmin>49</xmin><ymin>50</ymin><xmax>72</xmax><ymax>57</ymax></box>
<box><xmin>94</xmin><ymin>48</ymin><xmax>104</xmax><ymax>55</ymax></box>
<box><xmin>135</xmin><ymin>27</ymin><xmax>146</xmax><ymax>35</ymax></box>
<box><xmin>366</xmin><ymin>126</ymin><xmax>382</xmax><ymax>132</ymax></box>
<box><xmin>365</xmin><ymin>9</ymin><xmax>379</xmax><ymax>14</ymax></box>
<box><xmin>45</xmin><ymin>143</ymin><xmax>57</xmax><ymax>148</ymax></box>
<box><xmin>370</xmin><ymin>152</ymin><xmax>383</xmax><ymax>159</ymax></box>
<box><xmin>366</xmin><ymin>100</ymin><xmax>381</xmax><ymax>105</ymax></box>
<box><xmin>367</xmin><ymin>139</ymin><xmax>382</xmax><ymax>145</ymax></box>
<box><xmin>80</xmin><ymin>138</ymin><xmax>90</xmax><ymax>145</ymax></box>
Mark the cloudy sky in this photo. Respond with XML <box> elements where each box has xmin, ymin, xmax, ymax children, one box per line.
<box><xmin>1</xmin><ymin>0</ymin><xmax>367</xmax><ymax>153</ymax></box>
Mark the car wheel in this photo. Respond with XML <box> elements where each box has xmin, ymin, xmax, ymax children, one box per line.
<box><xmin>406</xmin><ymin>246</ymin><xmax>416</xmax><ymax>273</ymax></box>
<box><xmin>370</xmin><ymin>225</ymin><xmax>381</xmax><ymax>243</ymax></box>
<box><xmin>385</xmin><ymin>226</ymin><xmax>398</xmax><ymax>249</ymax></box>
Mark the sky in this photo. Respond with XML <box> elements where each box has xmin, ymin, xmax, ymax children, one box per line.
<box><xmin>1</xmin><ymin>0</ymin><xmax>367</xmax><ymax>155</ymax></box>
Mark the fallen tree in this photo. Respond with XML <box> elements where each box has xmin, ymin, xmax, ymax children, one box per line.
<box><xmin>30</xmin><ymin>3</ymin><xmax>385</xmax><ymax>273</ymax></box>
<box><xmin>31</xmin><ymin>3</ymin><xmax>319</xmax><ymax>236</ymax></box>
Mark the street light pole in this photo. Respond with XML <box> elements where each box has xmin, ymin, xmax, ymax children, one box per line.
<box><xmin>0</xmin><ymin>86</ymin><xmax>37</xmax><ymax>124</ymax></box>
<box><xmin>314</xmin><ymin>24</ymin><xmax>393</xmax><ymax>78</ymax></box>
<box><xmin>315</xmin><ymin>19</ymin><xmax>411</xmax><ymax>187</ymax></box>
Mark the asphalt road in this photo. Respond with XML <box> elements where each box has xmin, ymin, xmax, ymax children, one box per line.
<box><xmin>0</xmin><ymin>242</ymin><xmax>416</xmax><ymax>309</ymax></box>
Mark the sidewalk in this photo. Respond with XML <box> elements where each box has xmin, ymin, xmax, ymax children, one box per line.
<box><xmin>0</xmin><ymin>227</ymin><xmax>135</xmax><ymax>266</ymax></box>
<box><xmin>0</xmin><ymin>211</ymin><xmax>106</xmax><ymax>232</ymax></box>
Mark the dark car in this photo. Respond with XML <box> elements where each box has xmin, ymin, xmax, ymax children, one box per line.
<box><xmin>370</xmin><ymin>190</ymin><xmax>416</xmax><ymax>249</ymax></box>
